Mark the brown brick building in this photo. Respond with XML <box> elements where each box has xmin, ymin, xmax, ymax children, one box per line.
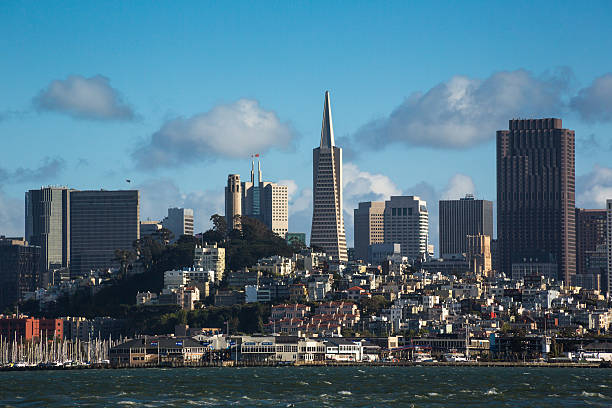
<box><xmin>497</xmin><ymin>118</ymin><xmax>575</xmax><ymax>283</ymax></box>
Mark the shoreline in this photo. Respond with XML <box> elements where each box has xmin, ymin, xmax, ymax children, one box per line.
<box><xmin>1</xmin><ymin>360</ymin><xmax>608</xmax><ymax>372</ymax></box>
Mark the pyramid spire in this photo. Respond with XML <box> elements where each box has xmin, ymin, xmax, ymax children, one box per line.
<box><xmin>320</xmin><ymin>91</ymin><xmax>335</xmax><ymax>148</ymax></box>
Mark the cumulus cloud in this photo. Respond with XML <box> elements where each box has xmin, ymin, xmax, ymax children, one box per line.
<box><xmin>570</xmin><ymin>73</ymin><xmax>612</xmax><ymax>122</ymax></box>
<box><xmin>137</xmin><ymin>178</ymin><xmax>224</xmax><ymax>233</ymax></box>
<box><xmin>354</xmin><ymin>69</ymin><xmax>569</xmax><ymax>149</ymax></box>
<box><xmin>34</xmin><ymin>75</ymin><xmax>134</xmax><ymax>120</ymax></box>
<box><xmin>576</xmin><ymin>165</ymin><xmax>612</xmax><ymax>209</ymax></box>
<box><xmin>0</xmin><ymin>157</ymin><xmax>65</xmax><ymax>183</ymax></box>
<box><xmin>133</xmin><ymin>99</ymin><xmax>296</xmax><ymax>168</ymax></box>
<box><xmin>440</xmin><ymin>173</ymin><xmax>477</xmax><ymax>200</ymax></box>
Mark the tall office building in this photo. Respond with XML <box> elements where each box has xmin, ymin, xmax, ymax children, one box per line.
<box><xmin>607</xmin><ymin>200</ymin><xmax>612</xmax><ymax>295</ymax></box>
<box><xmin>0</xmin><ymin>237</ymin><xmax>40</xmax><ymax>309</ymax></box>
<box><xmin>383</xmin><ymin>196</ymin><xmax>429</xmax><ymax>261</ymax></box>
<box><xmin>439</xmin><ymin>194</ymin><xmax>493</xmax><ymax>258</ymax></box>
<box><xmin>354</xmin><ymin>202</ymin><xmax>385</xmax><ymax>261</ymax></box>
<box><xmin>25</xmin><ymin>186</ymin><xmax>71</xmax><ymax>273</ymax></box>
<box><xmin>497</xmin><ymin>118</ymin><xmax>576</xmax><ymax>283</ymax></box>
<box><xmin>70</xmin><ymin>190</ymin><xmax>140</xmax><ymax>277</ymax></box>
<box><xmin>162</xmin><ymin>208</ymin><xmax>194</xmax><ymax>242</ymax></box>
<box><xmin>575</xmin><ymin>208</ymin><xmax>607</xmax><ymax>275</ymax></box>
<box><xmin>311</xmin><ymin>91</ymin><xmax>347</xmax><ymax>262</ymax></box>
<box><xmin>241</xmin><ymin>158</ymin><xmax>289</xmax><ymax>238</ymax></box>
<box><xmin>466</xmin><ymin>234</ymin><xmax>492</xmax><ymax>277</ymax></box>
<box><xmin>225</xmin><ymin>174</ymin><xmax>242</xmax><ymax>232</ymax></box>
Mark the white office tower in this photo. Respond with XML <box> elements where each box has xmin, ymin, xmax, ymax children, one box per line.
<box><xmin>162</xmin><ymin>208</ymin><xmax>194</xmax><ymax>242</ymax></box>
<box><xmin>310</xmin><ymin>91</ymin><xmax>347</xmax><ymax>262</ymax></box>
<box><xmin>242</xmin><ymin>158</ymin><xmax>289</xmax><ymax>238</ymax></box>
<box><xmin>384</xmin><ymin>196</ymin><xmax>429</xmax><ymax>262</ymax></box>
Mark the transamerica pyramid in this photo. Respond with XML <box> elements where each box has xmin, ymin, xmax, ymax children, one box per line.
<box><xmin>310</xmin><ymin>91</ymin><xmax>348</xmax><ymax>262</ymax></box>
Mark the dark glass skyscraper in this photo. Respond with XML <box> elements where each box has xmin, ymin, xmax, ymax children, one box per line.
<box><xmin>439</xmin><ymin>195</ymin><xmax>493</xmax><ymax>258</ymax></box>
<box><xmin>497</xmin><ymin>118</ymin><xmax>575</xmax><ymax>283</ymax></box>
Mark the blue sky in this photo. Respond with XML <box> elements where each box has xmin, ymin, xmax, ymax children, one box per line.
<box><xmin>2</xmin><ymin>1</ymin><xmax>612</xmax><ymax>251</ymax></box>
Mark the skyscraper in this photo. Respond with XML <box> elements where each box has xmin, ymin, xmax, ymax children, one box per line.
<box><xmin>25</xmin><ymin>186</ymin><xmax>71</xmax><ymax>273</ymax></box>
<box><xmin>497</xmin><ymin>118</ymin><xmax>576</xmax><ymax>283</ymax></box>
<box><xmin>225</xmin><ymin>174</ymin><xmax>242</xmax><ymax>231</ymax></box>
<box><xmin>439</xmin><ymin>194</ymin><xmax>493</xmax><ymax>258</ymax></box>
<box><xmin>310</xmin><ymin>91</ymin><xmax>347</xmax><ymax>262</ymax></box>
<box><xmin>0</xmin><ymin>237</ymin><xmax>40</xmax><ymax>309</ymax></box>
<box><xmin>354</xmin><ymin>201</ymin><xmax>385</xmax><ymax>261</ymax></box>
<box><xmin>241</xmin><ymin>158</ymin><xmax>289</xmax><ymax>238</ymax></box>
<box><xmin>70</xmin><ymin>190</ymin><xmax>140</xmax><ymax>277</ymax></box>
<box><xmin>575</xmin><ymin>208</ymin><xmax>607</xmax><ymax>276</ymax></box>
<box><xmin>383</xmin><ymin>196</ymin><xmax>429</xmax><ymax>261</ymax></box>
<box><xmin>162</xmin><ymin>207</ymin><xmax>194</xmax><ymax>242</ymax></box>
<box><xmin>607</xmin><ymin>199</ymin><xmax>612</xmax><ymax>295</ymax></box>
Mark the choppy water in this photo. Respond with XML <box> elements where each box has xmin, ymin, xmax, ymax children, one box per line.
<box><xmin>1</xmin><ymin>366</ymin><xmax>611</xmax><ymax>407</ymax></box>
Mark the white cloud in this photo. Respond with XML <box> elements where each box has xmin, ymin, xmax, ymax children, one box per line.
<box><xmin>570</xmin><ymin>73</ymin><xmax>612</xmax><ymax>122</ymax></box>
<box><xmin>137</xmin><ymin>178</ymin><xmax>224</xmax><ymax>233</ymax></box>
<box><xmin>440</xmin><ymin>174</ymin><xmax>476</xmax><ymax>200</ymax></box>
<box><xmin>34</xmin><ymin>75</ymin><xmax>134</xmax><ymax>120</ymax></box>
<box><xmin>577</xmin><ymin>165</ymin><xmax>612</xmax><ymax>209</ymax></box>
<box><xmin>133</xmin><ymin>99</ymin><xmax>296</xmax><ymax>168</ymax></box>
<box><xmin>0</xmin><ymin>157</ymin><xmax>66</xmax><ymax>184</ymax></box>
<box><xmin>354</xmin><ymin>69</ymin><xmax>569</xmax><ymax>149</ymax></box>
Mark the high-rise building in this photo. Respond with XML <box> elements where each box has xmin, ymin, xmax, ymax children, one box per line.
<box><xmin>241</xmin><ymin>158</ymin><xmax>289</xmax><ymax>238</ymax></box>
<box><xmin>162</xmin><ymin>208</ymin><xmax>194</xmax><ymax>242</ymax></box>
<box><xmin>607</xmin><ymin>199</ymin><xmax>612</xmax><ymax>295</ymax></box>
<box><xmin>25</xmin><ymin>186</ymin><xmax>71</xmax><ymax>273</ymax></box>
<box><xmin>194</xmin><ymin>243</ymin><xmax>226</xmax><ymax>283</ymax></box>
<box><xmin>466</xmin><ymin>234</ymin><xmax>492</xmax><ymax>277</ymax></box>
<box><xmin>575</xmin><ymin>208</ymin><xmax>607</xmax><ymax>275</ymax></box>
<box><xmin>225</xmin><ymin>174</ymin><xmax>242</xmax><ymax>232</ymax></box>
<box><xmin>0</xmin><ymin>237</ymin><xmax>40</xmax><ymax>309</ymax></box>
<box><xmin>354</xmin><ymin>202</ymin><xmax>385</xmax><ymax>261</ymax></box>
<box><xmin>383</xmin><ymin>196</ymin><xmax>429</xmax><ymax>261</ymax></box>
<box><xmin>439</xmin><ymin>194</ymin><xmax>493</xmax><ymax>258</ymax></box>
<box><xmin>310</xmin><ymin>91</ymin><xmax>347</xmax><ymax>262</ymax></box>
<box><xmin>70</xmin><ymin>190</ymin><xmax>140</xmax><ymax>277</ymax></box>
<box><xmin>497</xmin><ymin>118</ymin><xmax>576</xmax><ymax>283</ymax></box>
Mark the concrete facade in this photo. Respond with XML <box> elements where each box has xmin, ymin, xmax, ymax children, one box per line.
<box><xmin>162</xmin><ymin>207</ymin><xmax>194</xmax><ymax>242</ymax></box>
<box><xmin>383</xmin><ymin>196</ymin><xmax>429</xmax><ymax>262</ymax></box>
<box><xmin>354</xmin><ymin>201</ymin><xmax>385</xmax><ymax>262</ymax></box>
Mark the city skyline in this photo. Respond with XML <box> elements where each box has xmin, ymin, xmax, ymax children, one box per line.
<box><xmin>2</xmin><ymin>2</ymin><xmax>612</xmax><ymax>252</ymax></box>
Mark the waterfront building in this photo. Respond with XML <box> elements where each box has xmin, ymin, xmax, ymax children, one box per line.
<box><xmin>69</xmin><ymin>190</ymin><xmax>140</xmax><ymax>277</ymax></box>
<box><xmin>439</xmin><ymin>194</ymin><xmax>493</xmax><ymax>258</ymax></box>
<box><xmin>0</xmin><ymin>237</ymin><xmax>40</xmax><ymax>309</ymax></box>
<box><xmin>109</xmin><ymin>337</ymin><xmax>206</xmax><ymax>366</ymax></box>
<box><xmin>497</xmin><ymin>118</ymin><xmax>576</xmax><ymax>283</ymax></box>
<box><xmin>25</xmin><ymin>186</ymin><xmax>71</xmax><ymax>274</ymax></box>
<box><xmin>354</xmin><ymin>201</ymin><xmax>386</xmax><ymax>262</ymax></box>
<box><xmin>383</xmin><ymin>196</ymin><xmax>429</xmax><ymax>262</ymax></box>
<box><xmin>193</xmin><ymin>243</ymin><xmax>225</xmax><ymax>282</ymax></box>
<box><xmin>310</xmin><ymin>91</ymin><xmax>348</xmax><ymax>262</ymax></box>
<box><xmin>162</xmin><ymin>208</ymin><xmax>194</xmax><ymax>242</ymax></box>
<box><xmin>0</xmin><ymin>316</ymin><xmax>63</xmax><ymax>340</ymax></box>
<box><xmin>225</xmin><ymin>174</ymin><xmax>242</xmax><ymax>231</ymax></box>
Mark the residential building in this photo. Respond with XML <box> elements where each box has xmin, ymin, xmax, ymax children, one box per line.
<box><xmin>69</xmin><ymin>190</ymin><xmax>140</xmax><ymax>277</ymax></box>
<box><xmin>439</xmin><ymin>194</ymin><xmax>493</xmax><ymax>258</ymax></box>
<box><xmin>384</xmin><ymin>196</ymin><xmax>429</xmax><ymax>261</ymax></box>
<box><xmin>0</xmin><ymin>237</ymin><xmax>40</xmax><ymax>309</ymax></box>
<box><xmin>497</xmin><ymin>118</ymin><xmax>576</xmax><ymax>283</ymax></box>
<box><xmin>225</xmin><ymin>174</ymin><xmax>242</xmax><ymax>231</ymax></box>
<box><xmin>25</xmin><ymin>186</ymin><xmax>71</xmax><ymax>274</ymax></box>
<box><xmin>162</xmin><ymin>208</ymin><xmax>194</xmax><ymax>242</ymax></box>
<box><xmin>310</xmin><ymin>91</ymin><xmax>348</xmax><ymax>262</ymax></box>
<box><xmin>193</xmin><ymin>243</ymin><xmax>225</xmax><ymax>282</ymax></box>
<box><xmin>354</xmin><ymin>201</ymin><xmax>386</xmax><ymax>262</ymax></box>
